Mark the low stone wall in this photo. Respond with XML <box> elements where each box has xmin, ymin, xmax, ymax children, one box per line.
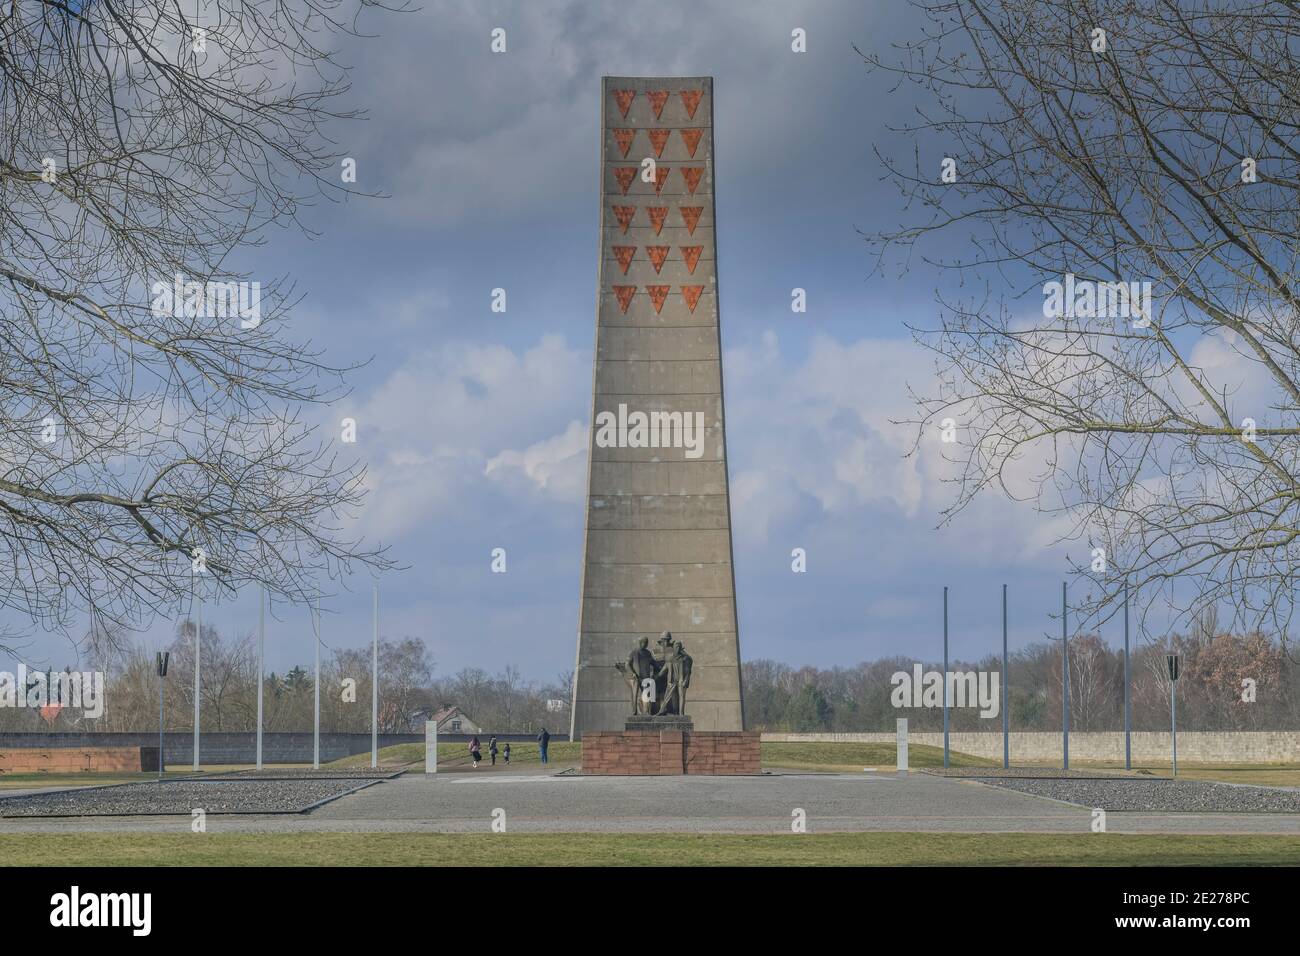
<box><xmin>0</xmin><ymin>747</ymin><xmax>147</xmax><ymax>774</ymax></box>
<box><xmin>584</xmin><ymin>730</ymin><xmax>761</xmax><ymax>775</ymax></box>
<box><xmin>760</xmin><ymin>731</ymin><xmax>1300</xmax><ymax>763</ymax></box>
<box><xmin>0</xmin><ymin>732</ymin><xmax>424</xmax><ymax>765</ymax></box>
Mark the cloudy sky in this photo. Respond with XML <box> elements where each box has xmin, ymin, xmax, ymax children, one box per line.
<box><xmin>15</xmin><ymin>0</ymin><xmax>1146</xmax><ymax>678</ymax></box>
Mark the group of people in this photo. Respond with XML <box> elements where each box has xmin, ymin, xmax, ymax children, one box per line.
<box><xmin>467</xmin><ymin>728</ymin><xmax>551</xmax><ymax>768</ymax></box>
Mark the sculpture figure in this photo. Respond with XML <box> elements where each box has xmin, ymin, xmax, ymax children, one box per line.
<box><xmin>613</xmin><ymin>632</ymin><xmax>693</xmax><ymax>718</ymax></box>
<box><xmin>615</xmin><ymin>636</ymin><xmax>660</xmax><ymax>716</ymax></box>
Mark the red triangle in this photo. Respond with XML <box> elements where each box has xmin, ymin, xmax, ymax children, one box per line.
<box><xmin>647</xmin><ymin>129</ymin><xmax>670</xmax><ymax>158</ymax></box>
<box><xmin>646</xmin><ymin>285</ymin><xmax>671</xmax><ymax>314</ymax></box>
<box><xmin>681</xmin><ymin>167</ymin><xmax>704</xmax><ymax>194</ymax></box>
<box><xmin>613</xmin><ymin>129</ymin><xmax>635</xmax><ymax>158</ymax></box>
<box><xmin>613</xmin><ymin>90</ymin><xmax>636</xmax><ymax>117</ymax></box>
<box><xmin>613</xmin><ymin>167</ymin><xmax>637</xmax><ymax>195</ymax></box>
<box><xmin>613</xmin><ymin>205</ymin><xmax>636</xmax><ymax>233</ymax></box>
<box><xmin>646</xmin><ymin>246</ymin><xmax>670</xmax><ymax>273</ymax></box>
<box><xmin>680</xmin><ymin>246</ymin><xmax>702</xmax><ymax>274</ymax></box>
<box><xmin>681</xmin><ymin>285</ymin><xmax>704</xmax><ymax>313</ymax></box>
<box><xmin>612</xmin><ymin>246</ymin><xmax>636</xmax><ymax>274</ymax></box>
<box><xmin>680</xmin><ymin>90</ymin><xmax>703</xmax><ymax>119</ymax></box>
<box><xmin>654</xmin><ymin>166</ymin><xmax>670</xmax><ymax>195</ymax></box>
<box><xmin>647</xmin><ymin>90</ymin><xmax>669</xmax><ymax>119</ymax></box>
<box><xmin>646</xmin><ymin>207</ymin><xmax>667</xmax><ymax>235</ymax></box>
<box><xmin>679</xmin><ymin>206</ymin><xmax>702</xmax><ymax>234</ymax></box>
<box><xmin>612</xmin><ymin>286</ymin><xmax>636</xmax><ymax>313</ymax></box>
<box><xmin>679</xmin><ymin>129</ymin><xmax>703</xmax><ymax>158</ymax></box>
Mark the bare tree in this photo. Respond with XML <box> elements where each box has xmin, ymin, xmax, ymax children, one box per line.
<box><xmin>1067</xmin><ymin>633</ymin><xmax>1117</xmax><ymax>730</ymax></box>
<box><xmin>0</xmin><ymin>0</ymin><xmax>407</xmax><ymax>650</ymax></box>
<box><xmin>866</xmin><ymin>0</ymin><xmax>1300</xmax><ymax>644</ymax></box>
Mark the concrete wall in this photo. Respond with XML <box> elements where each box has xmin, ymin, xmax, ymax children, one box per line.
<box><xmin>571</xmin><ymin>76</ymin><xmax>744</xmax><ymax>738</ymax></box>
<box><xmin>0</xmin><ymin>732</ymin><xmax>421</xmax><ymax>765</ymax></box>
<box><xmin>0</xmin><ymin>731</ymin><xmax>569</xmax><ymax>765</ymax></box>
<box><xmin>761</xmin><ymin>731</ymin><xmax>1300</xmax><ymax>763</ymax></box>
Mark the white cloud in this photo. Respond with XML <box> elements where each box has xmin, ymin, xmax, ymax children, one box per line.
<box><xmin>485</xmin><ymin>419</ymin><xmax>588</xmax><ymax>501</ymax></box>
<box><xmin>723</xmin><ymin>330</ymin><xmax>1062</xmax><ymax>567</ymax></box>
<box><xmin>343</xmin><ymin>334</ymin><xmax>587</xmax><ymax>540</ymax></box>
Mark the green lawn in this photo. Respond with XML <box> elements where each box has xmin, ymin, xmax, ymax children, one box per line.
<box><xmin>1</xmin><ymin>832</ymin><xmax>1294</xmax><ymax>866</ymax></box>
<box><xmin>760</xmin><ymin>742</ymin><xmax>995</xmax><ymax>771</ymax></box>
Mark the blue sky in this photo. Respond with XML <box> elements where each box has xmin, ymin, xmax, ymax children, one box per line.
<box><xmin>14</xmin><ymin>1</ymin><xmax>1119</xmax><ymax>678</ymax></box>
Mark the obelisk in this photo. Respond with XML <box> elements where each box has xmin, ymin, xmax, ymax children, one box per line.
<box><xmin>570</xmin><ymin>77</ymin><xmax>744</xmax><ymax>738</ymax></box>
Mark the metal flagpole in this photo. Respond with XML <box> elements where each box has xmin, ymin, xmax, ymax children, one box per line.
<box><xmin>1062</xmin><ymin>581</ymin><xmax>1069</xmax><ymax>771</ymax></box>
<box><xmin>1168</xmin><ymin>653</ymin><xmax>1181</xmax><ymax>777</ymax></box>
<box><xmin>257</xmin><ymin>586</ymin><xmax>265</xmax><ymax>771</ymax></box>
<box><xmin>1002</xmin><ymin>583</ymin><xmax>1009</xmax><ymax>769</ymax></box>
<box><xmin>1123</xmin><ymin>581</ymin><xmax>1131</xmax><ymax>771</ymax></box>
<box><xmin>942</xmin><ymin>586</ymin><xmax>949</xmax><ymax>769</ymax></box>
<box><xmin>193</xmin><ymin>596</ymin><xmax>201</xmax><ymax>771</ymax></box>
<box><xmin>372</xmin><ymin>585</ymin><xmax>379</xmax><ymax>770</ymax></box>
<box><xmin>313</xmin><ymin>590</ymin><xmax>321</xmax><ymax>770</ymax></box>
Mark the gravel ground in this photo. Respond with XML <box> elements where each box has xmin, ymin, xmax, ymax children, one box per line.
<box><xmin>924</xmin><ymin>768</ymin><xmax>1134</xmax><ymax>779</ymax></box>
<box><xmin>198</xmin><ymin>769</ymin><xmax>404</xmax><ymax>780</ymax></box>
<box><xmin>0</xmin><ymin>779</ymin><xmax>378</xmax><ymax>817</ymax></box>
<box><xmin>976</xmin><ymin>776</ymin><xmax>1300</xmax><ymax>812</ymax></box>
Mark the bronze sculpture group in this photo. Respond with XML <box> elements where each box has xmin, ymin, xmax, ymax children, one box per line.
<box><xmin>615</xmin><ymin>631</ymin><xmax>693</xmax><ymax>718</ymax></box>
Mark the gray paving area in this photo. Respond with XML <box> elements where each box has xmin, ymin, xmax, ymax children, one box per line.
<box><xmin>0</xmin><ymin>778</ymin><xmax>380</xmax><ymax>816</ymax></box>
<box><xmin>1</xmin><ymin>771</ymin><xmax>1299</xmax><ymax>838</ymax></box>
<box><xmin>974</xmin><ymin>776</ymin><xmax>1300</xmax><ymax>813</ymax></box>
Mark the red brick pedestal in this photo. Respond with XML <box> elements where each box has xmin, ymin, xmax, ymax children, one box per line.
<box><xmin>582</xmin><ymin>730</ymin><xmax>760</xmax><ymax>775</ymax></box>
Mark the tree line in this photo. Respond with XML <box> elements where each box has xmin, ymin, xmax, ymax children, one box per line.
<box><xmin>0</xmin><ymin>621</ymin><xmax>570</xmax><ymax>735</ymax></box>
<box><xmin>6</xmin><ymin>617</ymin><xmax>1296</xmax><ymax>735</ymax></box>
<box><xmin>744</xmin><ymin>624</ymin><xmax>1299</xmax><ymax>733</ymax></box>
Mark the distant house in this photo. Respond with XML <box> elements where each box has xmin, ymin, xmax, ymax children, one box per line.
<box><xmin>411</xmin><ymin>706</ymin><xmax>482</xmax><ymax>735</ymax></box>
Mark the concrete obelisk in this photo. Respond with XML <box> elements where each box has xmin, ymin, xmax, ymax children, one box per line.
<box><xmin>570</xmin><ymin>77</ymin><xmax>744</xmax><ymax>738</ymax></box>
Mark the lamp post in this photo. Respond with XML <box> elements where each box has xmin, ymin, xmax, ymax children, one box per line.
<box><xmin>1167</xmin><ymin>654</ymin><xmax>1181</xmax><ymax>776</ymax></box>
<box><xmin>257</xmin><ymin>586</ymin><xmax>265</xmax><ymax>770</ymax></box>
<box><xmin>156</xmin><ymin>652</ymin><xmax>170</xmax><ymax>780</ymax></box>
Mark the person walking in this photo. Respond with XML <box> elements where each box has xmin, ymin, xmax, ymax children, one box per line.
<box><xmin>488</xmin><ymin>736</ymin><xmax>499</xmax><ymax>767</ymax></box>
<box><xmin>537</xmin><ymin>727</ymin><xmax>550</xmax><ymax>765</ymax></box>
<box><xmin>469</xmin><ymin>735</ymin><xmax>482</xmax><ymax>768</ymax></box>
<box><xmin>503</xmin><ymin>742</ymin><xmax>511</xmax><ymax>765</ymax></box>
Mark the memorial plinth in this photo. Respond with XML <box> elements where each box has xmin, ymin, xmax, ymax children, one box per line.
<box><xmin>581</xmin><ymin>729</ymin><xmax>760</xmax><ymax>775</ymax></box>
<box><xmin>626</xmin><ymin>715</ymin><xmax>693</xmax><ymax>733</ymax></box>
